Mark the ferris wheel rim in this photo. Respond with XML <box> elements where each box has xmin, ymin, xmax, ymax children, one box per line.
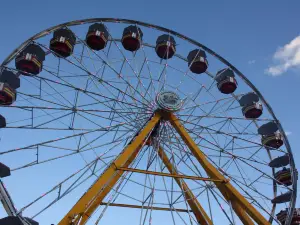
<box><xmin>0</xmin><ymin>18</ymin><xmax>297</xmax><ymax>225</ymax></box>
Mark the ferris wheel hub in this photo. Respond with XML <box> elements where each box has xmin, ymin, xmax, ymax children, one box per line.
<box><xmin>156</xmin><ymin>91</ymin><xmax>183</xmax><ymax>112</ymax></box>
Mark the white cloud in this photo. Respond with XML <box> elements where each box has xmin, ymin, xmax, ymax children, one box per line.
<box><xmin>285</xmin><ymin>131</ymin><xmax>292</xmax><ymax>136</ymax></box>
<box><xmin>266</xmin><ymin>35</ymin><xmax>300</xmax><ymax>76</ymax></box>
<box><xmin>248</xmin><ymin>60</ymin><xmax>256</xmax><ymax>65</ymax></box>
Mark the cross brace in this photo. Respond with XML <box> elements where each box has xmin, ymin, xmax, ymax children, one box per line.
<box><xmin>100</xmin><ymin>202</ymin><xmax>193</xmax><ymax>213</ymax></box>
<box><xmin>117</xmin><ymin>167</ymin><xmax>228</xmax><ymax>183</ymax></box>
<box><xmin>57</xmin><ymin>110</ymin><xmax>271</xmax><ymax>225</ymax></box>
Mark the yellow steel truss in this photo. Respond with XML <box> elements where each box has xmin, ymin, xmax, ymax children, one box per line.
<box><xmin>58</xmin><ymin>110</ymin><xmax>271</xmax><ymax>225</ymax></box>
<box><xmin>165</xmin><ymin>112</ymin><xmax>270</xmax><ymax>225</ymax></box>
<box><xmin>117</xmin><ymin>167</ymin><xmax>227</xmax><ymax>182</ymax></box>
<box><xmin>58</xmin><ymin>112</ymin><xmax>162</xmax><ymax>225</ymax></box>
<box><xmin>157</xmin><ymin>145</ymin><xmax>213</xmax><ymax>225</ymax></box>
<box><xmin>100</xmin><ymin>202</ymin><xmax>192</xmax><ymax>213</ymax></box>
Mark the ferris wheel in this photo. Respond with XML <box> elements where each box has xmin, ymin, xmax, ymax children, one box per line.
<box><xmin>0</xmin><ymin>18</ymin><xmax>298</xmax><ymax>225</ymax></box>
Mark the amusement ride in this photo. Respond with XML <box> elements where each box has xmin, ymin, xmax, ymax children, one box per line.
<box><xmin>0</xmin><ymin>18</ymin><xmax>298</xmax><ymax>225</ymax></box>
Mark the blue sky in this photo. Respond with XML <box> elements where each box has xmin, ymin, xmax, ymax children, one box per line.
<box><xmin>1</xmin><ymin>0</ymin><xmax>300</xmax><ymax>224</ymax></box>
<box><xmin>1</xmin><ymin>0</ymin><xmax>300</xmax><ymax>128</ymax></box>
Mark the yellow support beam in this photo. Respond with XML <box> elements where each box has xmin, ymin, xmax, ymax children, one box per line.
<box><xmin>58</xmin><ymin>110</ymin><xmax>270</xmax><ymax>225</ymax></box>
<box><xmin>58</xmin><ymin>112</ymin><xmax>161</xmax><ymax>225</ymax></box>
<box><xmin>166</xmin><ymin>112</ymin><xmax>270</xmax><ymax>225</ymax></box>
<box><xmin>157</xmin><ymin>146</ymin><xmax>213</xmax><ymax>225</ymax></box>
<box><xmin>100</xmin><ymin>202</ymin><xmax>192</xmax><ymax>213</ymax></box>
<box><xmin>231</xmin><ymin>201</ymin><xmax>255</xmax><ymax>225</ymax></box>
<box><xmin>118</xmin><ymin>167</ymin><xmax>227</xmax><ymax>183</ymax></box>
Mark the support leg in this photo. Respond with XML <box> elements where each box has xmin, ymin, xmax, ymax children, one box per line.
<box><xmin>231</xmin><ymin>201</ymin><xmax>255</xmax><ymax>225</ymax></box>
<box><xmin>157</xmin><ymin>146</ymin><xmax>213</xmax><ymax>225</ymax></box>
<box><xmin>58</xmin><ymin>113</ymin><xmax>161</xmax><ymax>225</ymax></box>
<box><xmin>166</xmin><ymin>112</ymin><xmax>270</xmax><ymax>225</ymax></box>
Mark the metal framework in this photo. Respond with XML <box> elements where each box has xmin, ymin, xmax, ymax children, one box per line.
<box><xmin>57</xmin><ymin>110</ymin><xmax>271</xmax><ymax>225</ymax></box>
<box><xmin>0</xmin><ymin>18</ymin><xmax>297</xmax><ymax>225</ymax></box>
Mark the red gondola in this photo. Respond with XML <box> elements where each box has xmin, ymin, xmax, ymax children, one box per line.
<box><xmin>155</xmin><ymin>34</ymin><xmax>176</xmax><ymax>59</ymax></box>
<box><xmin>86</xmin><ymin>23</ymin><xmax>109</xmax><ymax>51</ymax></box>
<box><xmin>216</xmin><ymin>68</ymin><xmax>237</xmax><ymax>94</ymax></box>
<box><xmin>0</xmin><ymin>70</ymin><xmax>20</xmax><ymax>90</ymax></box>
<box><xmin>218</xmin><ymin>77</ymin><xmax>237</xmax><ymax>94</ymax></box>
<box><xmin>239</xmin><ymin>93</ymin><xmax>263</xmax><ymax>119</ymax></box>
<box><xmin>262</xmin><ymin>132</ymin><xmax>283</xmax><ymax>149</ymax></box>
<box><xmin>258</xmin><ymin>122</ymin><xmax>283</xmax><ymax>149</ymax></box>
<box><xmin>0</xmin><ymin>82</ymin><xmax>16</xmax><ymax>105</ymax></box>
<box><xmin>187</xmin><ymin>49</ymin><xmax>208</xmax><ymax>74</ymax></box>
<box><xmin>50</xmin><ymin>28</ymin><xmax>76</xmax><ymax>58</ymax></box>
<box><xmin>275</xmin><ymin>168</ymin><xmax>298</xmax><ymax>186</ymax></box>
<box><xmin>121</xmin><ymin>26</ymin><xmax>143</xmax><ymax>52</ymax></box>
<box><xmin>15</xmin><ymin>44</ymin><xmax>45</xmax><ymax>76</ymax></box>
<box><xmin>242</xmin><ymin>103</ymin><xmax>263</xmax><ymax>119</ymax></box>
<box><xmin>269</xmin><ymin>154</ymin><xmax>290</xmax><ymax>168</ymax></box>
<box><xmin>277</xmin><ymin>208</ymin><xmax>300</xmax><ymax>225</ymax></box>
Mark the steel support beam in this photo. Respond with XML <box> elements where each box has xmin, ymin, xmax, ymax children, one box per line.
<box><xmin>157</xmin><ymin>146</ymin><xmax>213</xmax><ymax>225</ymax></box>
<box><xmin>117</xmin><ymin>167</ymin><xmax>227</xmax><ymax>183</ymax></box>
<box><xmin>58</xmin><ymin>112</ymin><xmax>161</xmax><ymax>225</ymax></box>
<box><xmin>58</xmin><ymin>110</ymin><xmax>270</xmax><ymax>225</ymax></box>
<box><xmin>165</xmin><ymin>112</ymin><xmax>270</xmax><ymax>225</ymax></box>
<box><xmin>231</xmin><ymin>201</ymin><xmax>255</xmax><ymax>225</ymax></box>
<box><xmin>100</xmin><ymin>202</ymin><xmax>192</xmax><ymax>213</ymax></box>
